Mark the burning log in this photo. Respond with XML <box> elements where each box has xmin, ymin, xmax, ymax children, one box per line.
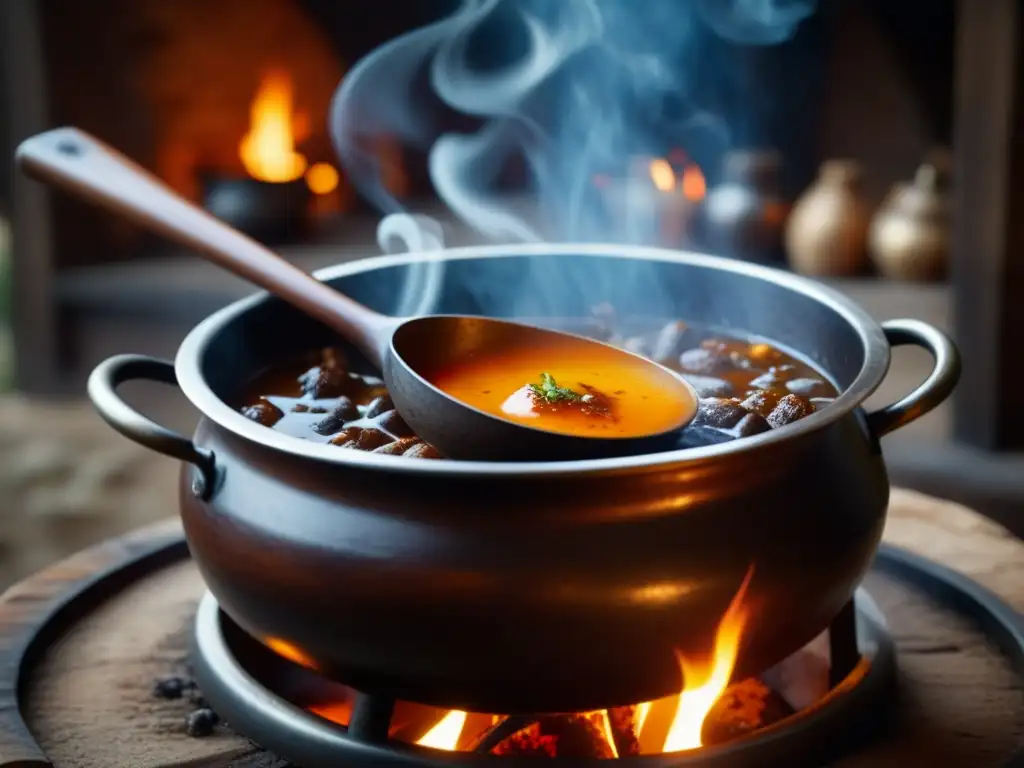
<box><xmin>487</xmin><ymin>715</ymin><xmax>616</xmax><ymax>758</ymax></box>
<box><xmin>604</xmin><ymin>705</ymin><xmax>643</xmax><ymax>756</ymax></box>
<box><xmin>700</xmin><ymin>678</ymin><xmax>794</xmax><ymax>746</ymax></box>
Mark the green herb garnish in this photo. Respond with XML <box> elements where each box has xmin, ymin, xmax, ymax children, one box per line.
<box><xmin>527</xmin><ymin>372</ymin><xmax>582</xmax><ymax>404</ymax></box>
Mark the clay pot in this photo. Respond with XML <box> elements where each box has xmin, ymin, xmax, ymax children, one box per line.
<box><xmin>868</xmin><ymin>152</ymin><xmax>951</xmax><ymax>281</ymax></box>
<box><xmin>786</xmin><ymin>161</ymin><xmax>871</xmax><ymax>277</ymax></box>
<box><xmin>702</xmin><ymin>149</ymin><xmax>790</xmax><ymax>264</ymax></box>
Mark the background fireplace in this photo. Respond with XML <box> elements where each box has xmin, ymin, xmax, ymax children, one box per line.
<box><xmin>1</xmin><ymin>0</ymin><xmax>951</xmax><ymax>376</ymax></box>
<box><xmin>4</xmin><ymin>0</ymin><xmax>1022</xmax><ymax>531</ymax></box>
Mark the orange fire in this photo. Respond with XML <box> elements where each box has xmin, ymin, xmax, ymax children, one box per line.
<box><xmin>264</xmin><ymin>636</ymin><xmax>318</xmax><ymax>671</ymax></box>
<box><xmin>648</xmin><ymin>157</ymin><xmax>706</xmax><ymax>202</ymax></box>
<box><xmin>416</xmin><ymin>710</ymin><xmax>468</xmax><ymax>750</ymax></box>
<box><xmin>596</xmin><ymin>710</ymin><xmax>620</xmax><ymax>758</ymax></box>
<box><xmin>409</xmin><ymin>567</ymin><xmax>754</xmax><ymax>755</ymax></box>
<box><xmin>240</xmin><ymin>71</ymin><xmax>308</xmax><ymax>183</ymax></box>
<box><xmin>661</xmin><ymin>567</ymin><xmax>753</xmax><ymax>751</ymax></box>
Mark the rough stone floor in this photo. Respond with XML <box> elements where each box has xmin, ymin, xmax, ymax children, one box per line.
<box><xmin>0</xmin><ymin>393</ymin><xmax>178</xmax><ymax>589</ymax></box>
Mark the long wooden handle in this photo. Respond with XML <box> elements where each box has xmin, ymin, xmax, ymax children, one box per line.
<box><xmin>16</xmin><ymin>127</ymin><xmax>393</xmax><ymax>368</ymax></box>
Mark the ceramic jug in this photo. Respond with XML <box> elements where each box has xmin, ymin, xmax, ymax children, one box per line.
<box><xmin>786</xmin><ymin>160</ymin><xmax>871</xmax><ymax>277</ymax></box>
<box><xmin>868</xmin><ymin>151</ymin><xmax>951</xmax><ymax>281</ymax></box>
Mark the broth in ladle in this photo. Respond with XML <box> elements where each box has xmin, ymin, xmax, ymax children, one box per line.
<box><xmin>426</xmin><ymin>337</ymin><xmax>698</xmax><ymax>439</ymax></box>
<box><xmin>236</xmin><ymin>312</ymin><xmax>837</xmax><ymax>459</ymax></box>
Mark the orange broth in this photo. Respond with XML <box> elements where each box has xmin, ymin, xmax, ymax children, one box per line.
<box><xmin>427</xmin><ymin>338</ymin><xmax>698</xmax><ymax>438</ymax></box>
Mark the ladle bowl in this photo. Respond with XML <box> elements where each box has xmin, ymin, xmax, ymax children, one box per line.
<box><xmin>15</xmin><ymin>127</ymin><xmax>698</xmax><ymax>461</ymax></box>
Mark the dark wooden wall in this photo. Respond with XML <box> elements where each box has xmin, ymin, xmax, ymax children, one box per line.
<box><xmin>951</xmin><ymin>0</ymin><xmax>1024</xmax><ymax>451</ymax></box>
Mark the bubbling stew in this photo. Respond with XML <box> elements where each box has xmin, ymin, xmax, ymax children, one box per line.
<box><xmin>236</xmin><ymin>307</ymin><xmax>837</xmax><ymax>460</ymax></box>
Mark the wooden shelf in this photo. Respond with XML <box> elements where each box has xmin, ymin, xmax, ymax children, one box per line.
<box><xmin>52</xmin><ymin>203</ymin><xmax>517</xmax><ymax>320</ymax></box>
<box><xmin>56</xmin><ymin>237</ymin><xmax>950</xmax><ymax>324</ymax></box>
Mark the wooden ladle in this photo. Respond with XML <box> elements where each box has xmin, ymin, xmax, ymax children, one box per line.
<box><xmin>16</xmin><ymin>127</ymin><xmax>698</xmax><ymax>461</ymax></box>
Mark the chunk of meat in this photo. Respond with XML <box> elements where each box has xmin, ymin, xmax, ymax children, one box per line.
<box><xmin>403</xmin><ymin>441</ymin><xmax>442</xmax><ymax>459</ymax></box>
<box><xmin>766</xmin><ymin>394</ymin><xmax>816</xmax><ymax>428</ymax></box>
<box><xmin>311</xmin><ymin>397</ymin><xmax>359</xmax><ymax>436</ymax></box>
<box><xmin>695</xmin><ymin>398</ymin><xmax>749</xmax><ymax>430</ymax></box>
<box><xmin>356</xmin><ymin>428</ymin><xmax>391</xmax><ymax>451</ymax></box>
<box><xmin>240</xmin><ymin>400</ymin><xmax>282</xmax><ymax>427</ymax></box>
<box><xmin>740</xmin><ymin>390</ymin><xmax>783</xmax><ymax>418</ymax></box>
<box><xmin>329</xmin><ymin>427</ymin><xmax>362</xmax><ymax>447</ymax></box>
<box><xmin>372</xmin><ymin>437</ymin><xmax>421</xmax><ymax>456</ymax></box>
<box><xmin>298</xmin><ymin>366</ymin><xmax>349</xmax><ymax>399</ymax></box>
<box><xmin>733</xmin><ymin>411</ymin><xmax>771</xmax><ymax>437</ymax></box>
<box><xmin>375</xmin><ymin>409</ymin><xmax>415</xmax><ymax>437</ymax></box>
<box><xmin>364</xmin><ymin>395</ymin><xmax>395</xmax><ymax>419</ymax></box>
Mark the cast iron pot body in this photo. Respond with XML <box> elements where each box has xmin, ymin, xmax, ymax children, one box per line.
<box><xmin>88</xmin><ymin>245</ymin><xmax>959</xmax><ymax>715</ymax></box>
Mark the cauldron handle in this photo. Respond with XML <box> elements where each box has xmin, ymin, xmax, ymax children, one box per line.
<box><xmin>88</xmin><ymin>355</ymin><xmax>218</xmax><ymax>500</ymax></box>
<box><xmin>866</xmin><ymin>319</ymin><xmax>961</xmax><ymax>438</ymax></box>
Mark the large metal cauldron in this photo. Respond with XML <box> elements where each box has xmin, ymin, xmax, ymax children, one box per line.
<box><xmin>88</xmin><ymin>244</ymin><xmax>959</xmax><ymax>714</ymax></box>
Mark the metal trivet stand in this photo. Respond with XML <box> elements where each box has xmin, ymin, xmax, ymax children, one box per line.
<box><xmin>192</xmin><ymin>544</ymin><xmax>1024</xmax><ymax>768</ymax></box>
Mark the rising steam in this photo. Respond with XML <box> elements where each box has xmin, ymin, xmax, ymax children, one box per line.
<box><xmin>330</xmin><ymin>0</ymin><xmax>816</xmax><ymax>316</ymax></box>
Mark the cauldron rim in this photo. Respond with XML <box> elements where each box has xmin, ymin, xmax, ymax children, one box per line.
<box><xmin>174</xmin><ymin>243</ymin><xmax>889</xmax><ymax>475</ymax></box>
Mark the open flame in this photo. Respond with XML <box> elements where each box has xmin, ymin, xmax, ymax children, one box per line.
<box><xmin>416</xmin><ymin>710</ymin><xmax>468</xmax><ymax>750</ymax></box>
<box><xmin>406</xmin><ymin>566</ymin><xmax>754</xmax><ymax>755</ymax></box>
<box><xmin>661</xmin><ymin>567</ymin><xmax>753</xmax><ymax>751</ymax></box>
<box><xmin>264</xmin><ymin>636</ymin><xmax>318</xmax><ymax>671</ymax></box>
<box><xmin>240</xmin><ymin>71</ymin><xmax>308</xmax><ymax>183</ymax></box>
<box><xmin>647</xmin><ymin>157</ymin><xmax>707</xmax><ymax>202</ymax></box>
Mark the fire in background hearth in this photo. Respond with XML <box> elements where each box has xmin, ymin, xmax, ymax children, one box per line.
<box><xmin>137</xmin><ymin>1</ymin><xmax>348</xmax><ymax>205</ymax></box>
<box><xmin>593</xmin><ymin>150</ymin><xmax>708</xmax><ymax>250</ymax></box>
<box><xmin>37</xmin><ymin>0</ymin><xmax>428</xmax><ymax>267</ymax></box>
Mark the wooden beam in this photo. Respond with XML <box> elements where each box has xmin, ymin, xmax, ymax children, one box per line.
<box><xmin>951</xmin><ymin>0</ymin><xmax>1024</xmax><ymax>450</ymax></box>
<box><xmin>0</xmin><ymin>0</ymin><xmax>59</xmax><ymax>394</ymax></box>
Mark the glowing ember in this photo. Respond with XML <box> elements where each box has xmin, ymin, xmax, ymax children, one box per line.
<box><xmin>661</xmin><ymin>567</ymin><xmax>754</xmax><ymax>752</ymax></box>
<box><xmin>240</xmin><ymin>71</ymin><xmax>308</xmax><ymax>183</ymax></box>
<box><xmin>682</xmin><ymin>164</ymin><xmax>706</xmax><ymax>202</ymax></box>
<box><xmin>308</xmin><ymin>700</ymin><xmax>351</xmax><ymax>726</ymax></box>
<box><xmin>649</xmin><ymin>158</ymin><xmax>676</xmax><ymax>192</ymax></box>
<box><xmin>306</xmin><ymin>162</ymin><xmax>340</xmax><ymax>195</ymax></box>
<box><xmin>417</xmin><ymin>710</ymin><xmax>468</xmax><ymax>750</ymax></box>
